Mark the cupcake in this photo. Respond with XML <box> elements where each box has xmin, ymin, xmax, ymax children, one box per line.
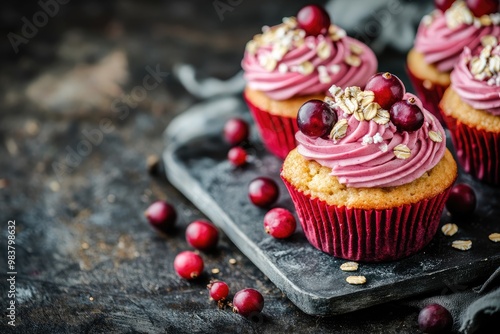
<box><xmin>281</xmin><ymin>73</ymin><xmax>457</xmax><ymax>262</ymax></box>
<box><xmin>242</xmin><ymin>4</ymin><xmax>377</xmax><ymax>159</ymax></box>
<box><xmin>440</xmin><ymin>35</ymin><xmax>500</xmax><ymax>185</ymax></box>
<box><xmin>407</xmin><ymin>0</ymin><xmax>499</xmax><ymax>124</ymax></box>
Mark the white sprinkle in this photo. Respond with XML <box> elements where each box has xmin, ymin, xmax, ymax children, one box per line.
<box><xmin>362</xmin><ymin>135</ymin><xmax>373</xmax><ymax>145</ymax></box>
<box><xmin>422</xmin><ymin>15</ymin><xmax>433</xmax><ymax>26</ymax></box>
<box><xmin>306</xmin><ymin>40</ymin><xmax>316</xmax><ymax>49</ymax></box>
<box><xmin>330</xmin><ymin>64</ymin><xmax>340</xmax><ymax>74</ymax></box>
<box><xmin>282</xmin><ymin>34</ymin><xmax>293</xmax><ymax>47</ymax></box>
<box><xmin>319</xmin><ymin>74</ymin><xmax>332</xmax><ymax>84</ymax></box>
<box><xmin>373</xmin><ymin>133</ymin><xmax>383</xmax><ymax>144</ymax></box>
<box><xmin>379</xmin><ymin>143</ymin><xmax>388</xmax><ymax>152</ymax></box>
<box><xmin>275</xmin><ymin>26</ymin><xmax>286</xmax><ymax>38</ymax></box>
<box><xmin>318</xmin><ymin>65</ymin><xmax>328</xmax><ymax>74</ymax></box>
<box><xmin>278</xmin><ymin>63</ymin><xmax>288</xmax><ymax>73</ymax></box>
<box><xmin>491</xmin><ymin>13</ymin><xmax>500</xmax><ymax>25</ymax></box>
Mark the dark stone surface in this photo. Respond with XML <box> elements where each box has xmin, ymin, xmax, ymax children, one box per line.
<box><xmin>0</xmin><ymin>0</ymin><xmax>497</xmax><ymax>333</ymax></box>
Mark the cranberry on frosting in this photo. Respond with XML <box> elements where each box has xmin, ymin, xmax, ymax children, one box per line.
<box><xmin>241</xmin><ymin>6</ymin><xmax>377</xmax><ymax>100</ymax></box>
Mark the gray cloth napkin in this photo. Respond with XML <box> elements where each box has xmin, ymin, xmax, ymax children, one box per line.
<box><xmin>407</xmin><ymin>267</ymin><xmax>500</xmax><ymax>333</ymax></box>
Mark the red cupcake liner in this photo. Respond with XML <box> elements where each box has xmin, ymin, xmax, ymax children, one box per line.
<box><xmin>244</xmin><ymin>93</ymin><xmax>298</xmax><ymax>159</ymax></box>
<box><xmin>441</xmin><ymin>111</ymin><xmax>500</xmax><ymax>186</ymax></box>
<box><xmin>406</xmin><ymin>66</ymin><xmax>449</xmax><ymax>126</ymax></box>
<box><xmin>281</xmin><ymin>176</ymin><xmax>453</xmax><ymax>262</ymax></box>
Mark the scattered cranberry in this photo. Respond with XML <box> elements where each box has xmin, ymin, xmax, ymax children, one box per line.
<box><xmin>228</xmin><ymin>146</ymin><xmax>247</xmax><ymax>167</ymax></box>
<box><xmin>418</xmin><ymin>303</ymin><xmax>453</xmax><ymax>333</ymax></box>
<box><xmin>248</xmin><ymin>177</ymin><xmax>279</xmax><ymax>208</ymax></box>
<box><xmin>232</xmin><ymin>288</ymin><xmax>264</xmax><ymax>318</ymax></box>
<box><xmin>297</xmin><ymin>4</ymin><xmax>331</xmax><ymax>36</ymax></box>
<box><xmin>224</xmin><ymin>118</ymin><xmax>249</xmax><ymax>146</ymax></box>
<box><xmin>446</xmin><ymin>183</ymin><xmax>477</xmax><ymax>216</ymax></box>
<box><xmin>208</xmin><ymin>281</ymin><xmax>230</xmax><ymax>301</ymax></box>
<box><xmin>434</xmin><ymin>0</ymin><xmax>456</xmax><ymax>12</ymax></box>
<box><xmin>466</xmin><ymin>0</ymin><xmax>498</xmax><ymax>17</ymax></box>
<box><xmin>389</xmin><ymin>97</ymin><xmax>424</xmax><ymax>132</ymax></box>
<box><xmin>186</xmin><ymin>220</ymin><xmax>219</xmax><ymax>252</ymax></box>
<box><xmin>144</xmin><ymin>201</ymin><xmax>177</xmax><ymax>232</ymax></box>
<box><xmin>263</xmin><ymin>208</ymin><xmax>296</xmax><ymax>239</ymax></box>
<box><xmin>297</xmin><ymin>100</ymin><xmax>337</xmax><ymax>138</ymax></box>
<box><xmin>364</xmin><ymin>72</ymin><xmax>405</xmax><ymax>110</ymax></box>
<box><xmin>173</xmin><ymin>251</ymin><xmax>204</xmax><ymax>280</ymax></box>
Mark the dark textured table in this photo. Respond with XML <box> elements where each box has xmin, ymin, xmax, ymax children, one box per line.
<box><xmin>0</xmin><ymin>0</ymin><xmax>496</xmax><ymax>333</ymax></box>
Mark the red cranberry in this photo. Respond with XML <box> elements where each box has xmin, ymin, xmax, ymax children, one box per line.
<box><xmin>297</xmin><ymin>5</ymin><xmax>331</xmax><ymax>36</ymax></box>
<box><xmin>186</xmin><ymin>220</ymin><xmax>219</xmax><ymax>252</ymax></box>
<box><xmin>208</xmin><ymin>281</ymin><xmax>230</xmax><ymax>301</ymax></box>
<box><xmin>389</xmin><ymin>97</ymin><xmax>424</xmax><ymax>132</ymax></box>
<box><xmin>297</xmin><ymin>100</ymin><xmax>337</xmax><ymax>138</ymax></box>
<box><xmin>173</xmin><ymin>251</ymin><xmax>204</xmax><ymax>280</ymax></box>
<box><xmin>228</xmin><ymin>146</ymin><xmax>247</xmax><ymax>167</ymax></box>
<box><xmin>434</xmin><ymin>0</ymin><xmax>456</xmax><ymax>12</ymax></box>
<box><xmin>446</xmin><ymin>183</ymin><xmax>477</xmax><ymax>216</ymax></box>
<box><xmin>224</xmin><ymin>118</ymin><xmax>249</xmax><ymax>146</ymax></box>
<box><xmin>364</xmin><ymin>72</ymin><xmax>405</xmax><ymax>110</ymax></box>
<box><xmin>466</xmin><ymin>0</ymin><xmax>499</xmax><ymax>17</ymax></box>
<box><xmin>263</xmin><ymin>208</ymin><xmax>296</xmax><ymax>239</ymax></box>
<box><xmin>144</xmin><ymin>201</ymin><xmax>177</xmax><ymax>232</ymax></box>
<box><xmin>248</xmin><ymin>177</ymin><xmax>279</xmax><ymax>208</ymax></box>
<box><xmin>418</xmin><ymin>303</ymin><xmax>453</xmax><ymax>333</ymax></box>
<box><xmin>232</xmin><ymin>288</ymin><xmax>264</xmax><ymax>318</ymax></box>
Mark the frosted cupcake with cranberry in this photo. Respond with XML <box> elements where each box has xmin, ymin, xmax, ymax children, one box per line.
<box><xmin>440</xmin><ymin>35</ymin><xmax>500</xmax><ymax>185</ymax></box>
<box><xmin>407</xmin><ymin>0</ymin><xmax>500</xmax><ymax>123</ymax></box>
<box><xmin>281</xmin><ymin>73</ymin><xmax>457</xmax><ymax>262</ymax></box>
<box><xmin>242</xmin><ymin>4</ymin><xmax>377</xmax><ymax>159</ymax></box>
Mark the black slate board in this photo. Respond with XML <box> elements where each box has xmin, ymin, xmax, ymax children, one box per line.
<box><xmin>162</xmin><ymin>96</ymin><xmax>500</xmax><ymax>316</ymax></box>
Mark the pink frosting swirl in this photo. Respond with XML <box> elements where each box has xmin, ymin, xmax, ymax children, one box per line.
<box><xmin>451</xmin><ymin>46</ymin><xmax>500</xmax><ymax>115</ymax></box>
<box><xmin>296</xmin><ymin>93</ymin><xmax>446</xmax><ymax>188</ymax></box>
<box><xmin>242</xmin><ymin>24</ymin><xmax>377</xmax><ymax>100</ymax></box>
<box><xmin>414</xmin><ymin>8</ymin><xmax>500</xmax><ymax>72</ymax></box>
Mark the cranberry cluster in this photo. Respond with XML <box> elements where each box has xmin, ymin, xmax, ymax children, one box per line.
<box><xmin>224</xmin><ymin>117</ymin><xmax>297</xmax><ymax>239</ymax></box>
<box><xmin>366</xmin><ymin>72</ymin><xmax>425</xmax><ymax>132</ymax></box>
<box><xmin>297</xmin><ymin>72</ymin><xmax>425</xmax><ymax>138</ymax></box>
<box><xmin>224</xmin><ymin>117</ymin><xmax>250</xmax><ymax>167</ymax></box>
<box><xmin>144</xmin><ymin>199</ymin><xmax>265</xmax><ymax>318</ymax></box>
<box><xmin>207</xmin><ymin>281</ymin><xmax>265</xmax><ymax>318</ymax></box>
<box><xmin>435</xmin><ymin>0</ymin><xmax>499</xmax><ymax>16</ymax></box>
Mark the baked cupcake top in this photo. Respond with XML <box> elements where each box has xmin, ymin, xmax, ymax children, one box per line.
<box><xmin>450</xmin><ymin>35</ymin><xmax>500</xmax><ymax>115</ymax></box>
<box><xmin>241</xmin><ymin>5</ymin><xmax>377</xmax><ymax>101</ymax></box>
<box><xmin>414</xmin><ymin>0</ymin><xmax>500</xmax><ymax>72</ymax></box>
<box><xmin>295</xmin><ymin>74</ymin><xmax>446</xmax><ymax>188</ymax></box>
